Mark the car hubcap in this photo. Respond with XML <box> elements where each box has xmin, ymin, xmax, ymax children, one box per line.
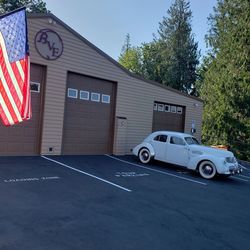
<box><xmin>203</xmin><ymin>165</ymin><xmax>213</xmax><ymax>176</ymax></box>
<box><xmin>142</xmin><ymin>151</ymin><xmax>149</xmax><ymax>161</ymax></box>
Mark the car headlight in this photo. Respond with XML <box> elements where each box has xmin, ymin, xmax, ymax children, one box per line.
<box><xmin>225</xmin><ymin>157</ymin><xmax>237</xmax><ymax>164</ymax></box>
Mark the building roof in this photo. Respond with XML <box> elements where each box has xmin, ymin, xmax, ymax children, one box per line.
<box><xmin>28</xmin><ymin>12</ymin><xmax>203</xmax><ymax>103</ymax></box>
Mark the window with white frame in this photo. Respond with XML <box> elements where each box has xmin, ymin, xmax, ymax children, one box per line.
<box><xmin>68</xmin><ymin>88</ymin><xmax>78</xmax><ymax>98</ymax></box>
<box><xmin>177</xmin><ymin>107</ymin><xmax>183</xmax><ymax>114</ymax></box>
<box><xmin>30</xmin><ymin>81</ymin><xmax>40</xmax><ymax>93</ymax></box>
<box><xmin>158</xmin><ymin>104</ymin><xmax>164</xmax><ymax>111</ymax></box>
<box><xmin>102</xmin><ymin>94</ymin><xmax>110</xmax><ymax>103</ymax></box>
<box><xmin>80</xmin><ymin>90</ymin><xmax>89</xmax><ymax>100</ymax></box>
<box><xmin>165</xmin><ymin>105</ymin><xmax>170</xmax><ymax>112</ymax></box>
<box><xmin>91</xmin><ymin>92</ymin><xmax>100</xmax><ymax>102</ymax></box>
<box><xmin>154</xmin><ymin>103</ymin><xmax>158</xmax><ymax>111</ymax></box>
<box><xmin>171</xmin><ymin>106</ymin><xmax>177</xmax><ymax>113</ymax></box>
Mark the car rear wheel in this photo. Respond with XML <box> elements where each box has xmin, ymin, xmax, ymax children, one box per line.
<box><xmin>139</xmin><ymin>148</ymin><xmax>151</xmax><ymax>164</ymax></box>
<box><xmin>198</xmin><ymin>161</ymin><xmax>217</xmax><ymax>179</ymax></box>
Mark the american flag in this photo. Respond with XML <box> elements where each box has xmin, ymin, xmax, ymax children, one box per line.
<box><xmin>0</xmin><ymin>8</ymin><xmax>31</xmax><ymax>126</ymax></box>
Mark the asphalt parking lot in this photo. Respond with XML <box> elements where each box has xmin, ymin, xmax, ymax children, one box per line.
<box><xmin>0</xmin><ymin>155</ymin><xmax>250</xmax><ymax>250</ymax></box>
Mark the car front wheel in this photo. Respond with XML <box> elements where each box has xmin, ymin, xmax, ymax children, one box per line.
<box><xmin>139</xmin><ymin>148</ymin><xmax>151</xmax><ymax>164</ymax></box>
<box><xmin>198</xmin><ymin>161</ymin><xmax>217</xmax><ymax>179</ymax></box>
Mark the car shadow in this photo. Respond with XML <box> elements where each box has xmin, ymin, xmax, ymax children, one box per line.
<box><xmin>122</xmin><ymin>155</ymin><xmax>201</xmax><ymax>178</ymax></box>
<box><xmin>121</xmin><ymin>155</ymin><xmax>247</xmax><ymax>185</ymax></box>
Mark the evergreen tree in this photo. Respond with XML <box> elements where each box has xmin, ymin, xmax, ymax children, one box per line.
<box><xmin>0</xmin><ymin>0</ymin><xmax>48</xmax><ymax>14</ymax></box>
<box><xmin>120</xmin><ymin>33</ymin><xmax>131</xmax><ymax>54</ymax></box>
<box><xmin>194</xmin><ymin>56</ymin><xmax>213</xmax><ymax>97</ymax></box>
<box><xmin>201</xmin><ymin>0</ymin><xmax>250</xmax><ymax>160</ymax></box>
<box><xmin>157</xmin><ymin>0</ymin><xmax>199</xmax><ymax>93</ymax></box>
<box><xmin>140</xmin><ymin>41</ymin><xmax>163</xmax><ymax>83</ymax></box>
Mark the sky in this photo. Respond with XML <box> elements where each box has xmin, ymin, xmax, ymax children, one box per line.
<box><xmin>44</xmin><ymin>0</ymin><xmax>217</xmax><ymax>60</ymax></box>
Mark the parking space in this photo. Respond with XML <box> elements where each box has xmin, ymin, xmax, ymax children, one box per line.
<box><xmin>0</xmin><ymin>155</ymin><xmax>250</xmax><ymax>250</ymax></box>
<box><xmin>41</xmin><ymin>154</ymin><xmax>209</xmax><ymax>193</ymax></box>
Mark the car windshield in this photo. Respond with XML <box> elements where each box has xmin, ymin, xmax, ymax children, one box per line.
<box><xmin>185</xmin><ymin>137</ymin><xmax>200</xmax><ymax>145</ymax></box>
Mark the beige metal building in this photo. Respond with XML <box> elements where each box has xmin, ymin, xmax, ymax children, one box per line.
<box><xmin>0</xmin><ymin>13</ymin><xmax>203</xmax><ymax>156</ymax></box>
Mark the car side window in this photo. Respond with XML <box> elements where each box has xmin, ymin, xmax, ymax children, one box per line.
<box><xmin>170</xmin><ymin>136</ymin><xmax>185</xmax><ymax>145</ymax></box>
<box><xmin>153</xmin><ymin>135</ymin><xmax>168</xmax><ymax>143</ymax></box>
<box><xmin>159</xmin><ymin>135</ymin><xmax>167</xmax><ymax>142</ymax></box>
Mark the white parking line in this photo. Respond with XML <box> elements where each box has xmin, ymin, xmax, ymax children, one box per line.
<box><xmin>41</xmin><ymin>156</ymin><xmax>132</xmax><ymax>192</ymax></box>
<box><xmin>238</xmin><ymin>164</ymin><xmax>248</xmax><ymax>170</ymax></box>
<box><xmin>231</xmin><ymin>176</ymin><xmax>249</xmax><ymax>182</ymax></box>
<box><xmin>105</xmin><ymin>155</ymin><xmax>207</xmax><ymax>186</ymax></box>
<box><xmin>239</xmin><ymin>174</ymin><xmax>250</xmax><ymax>180</ymax></box>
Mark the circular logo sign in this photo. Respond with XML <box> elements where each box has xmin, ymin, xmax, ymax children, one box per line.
<box><xmin>35</xmin><ymin>29</ymin><xmax>63</xmax><ymax>60</ymax></box>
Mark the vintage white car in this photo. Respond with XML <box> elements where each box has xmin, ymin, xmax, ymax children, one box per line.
<box><xmin>132</xmin><ymin>131</ymin><xmax>243</xmax><ymax>179</ymax></box>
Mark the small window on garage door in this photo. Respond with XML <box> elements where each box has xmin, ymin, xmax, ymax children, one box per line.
<box><xmin>158</xmin><ymin>104</ymin><xmax>164</xmax><ymax>111</ymax></box>
<box><xmin>177</xmin><ymin>107</ymin><xmax>182</xmax><ymax>114</ymax></box>
<box><xmin>91</xmin><ymin>92</ymin><xmax>100</xmax><ymax>102</ymax></box>
<box><xmin>102</xmin><ymin>94</ymin><xmax>110</xmax><ymax>103</ymax></box>
<box><xmin>68</xmin><ymin>88</ymin><xmax>78</xmax><ymax>98</ymax></box>
<box><xmin>165</xmin><ymin>105</ymin><xmax>170</xmax><ymax>112</ymax></box>
<box><xmin>154</xmin><ymin>103</ymin><xmax>158</xmax><ymax>111</ymax></box>
<box><xmin>80</xmin><ymin>90</ymin><xmax>89</xmax><ymax>100</ymax></box>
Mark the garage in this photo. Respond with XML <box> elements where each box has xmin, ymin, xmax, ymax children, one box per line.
<box><xmin>152</xmin><ymin>101</ymin><xmax>185</xmax><ymax>133</ymax></box>
<box><xmin>62</xmin><ymin>73</ymin><xmax>116</xmax><ymax>155</ymax></box>
<box><xmin>0</xmin><ymin>13</ymin><xmax>203</xmax><ymax>156</ymax></box>
<box><xmin>0</xmin><ymin>64</ymin><xmax>45</xmax><ymax>156</ymax></box>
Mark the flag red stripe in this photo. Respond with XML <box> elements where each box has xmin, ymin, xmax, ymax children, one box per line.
<box><xmin>0</xmin><ymin>102</ymin><xmax>9</xmax><ymax>125</ymax></box>
<box><xmin>0</xmin><ymin>79</ymin><xmax>19</xmax><ymax>124</ymax></box>
<box><xmin>19</xmin><ymin>59</ymin><xmax>26</xmax><ymax>71</ymax></box>
<box><xmin>11</xmin><ymin>61</ymin><xmax>24</xmax><ymax>90</ymax></box>
<box><xmin>21</xmin><ymin>56</ymin><xmax>31</xmax><ymax>119</ymax></box>
<box><xmin>0</xmin><ymin>46</ymin><xmax>22</xmax><ymax>110</ymax></box>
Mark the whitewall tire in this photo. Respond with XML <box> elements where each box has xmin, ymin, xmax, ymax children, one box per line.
<box><xmin>139</xmin><ymin>148</ymin><xmax>151</xmax><ymax>164</ymax></box>
<box><xmin>198</xmin><ymin>161</ymin><xmax>217</xmax><ymax>179</ymax></box>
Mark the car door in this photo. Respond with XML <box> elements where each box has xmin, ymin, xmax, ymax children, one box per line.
<box><xmin>151</xmin><ymin>134</ymin><xmax>168</xmax><ymax>161</ymax></box>
<box><xmin>166</xmin><ymin>136</ymin><xmax>189</xmax><ymax>166</ymax></box>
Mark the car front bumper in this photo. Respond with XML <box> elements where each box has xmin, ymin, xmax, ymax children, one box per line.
<box><xmin>225</xmin><ymin>164</ymin><xmax>243</xmax><ymax>175</ymax></box>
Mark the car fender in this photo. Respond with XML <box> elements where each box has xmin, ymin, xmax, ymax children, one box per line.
<box><xmin>132</xmin><ymin>142</ymin><xmax>155</xmax><ymax>158</ymax></box>
<box><xmin>187</xmin><ymin>154</ymin><xmax>223</xmax><ymax>171</ymax></box>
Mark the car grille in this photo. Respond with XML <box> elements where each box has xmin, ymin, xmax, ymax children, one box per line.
<box><xmin>225</xmin><ymin>157</ymin><xmax>237</xmax><ymax>163</ymax></box>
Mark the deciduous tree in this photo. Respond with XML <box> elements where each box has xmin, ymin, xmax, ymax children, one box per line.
<box><xmin>118</xmin><ymin>34</ymin><xmax>143</xmax><ymax>75</ymax></box>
